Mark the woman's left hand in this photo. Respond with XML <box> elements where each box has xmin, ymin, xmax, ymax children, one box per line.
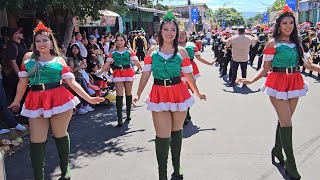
<box><xmin>197</xmin><ymin>93</ymin><xmax>206</xmax><ymax>100</ymax></box>
<box><xmin>88</xmin><ymin>97</ymin><xmax>105</xmax><ymax>104</ymax></box>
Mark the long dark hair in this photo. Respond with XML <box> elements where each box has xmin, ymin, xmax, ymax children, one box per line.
<box><xmin>115</xmin><ymin>34</ymin><xmax>128</xmax><ymax>49</ymax></box>
<box><xmin>158</xmin><ymin>20</ymin><xmax>179</xmax><ymax>57</ymax></box>
<box><xmin>273</xmin><ymin>13</ymin><xmax>303</xmax><ymax>66</ymax></box>
<box><xmin>67</xmin><ymin>43</ymin><xmax>83</xmax><ymax>60</ymax></box>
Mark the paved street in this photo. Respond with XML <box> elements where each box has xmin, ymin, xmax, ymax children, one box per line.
<box><xmin>5</xmin><ymin>46</ymin><xmax>320</xmax><ymax>180</ymax></box>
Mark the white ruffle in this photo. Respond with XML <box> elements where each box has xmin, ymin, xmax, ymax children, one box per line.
<box><xmin>181</xmin><ymin>73</ymin><xmax>202</xmax><ymax>81</ymax></box>
<box><xmin>260</xmin><ymin>81</ymin><xmax>309</xmax><ymax>100</ymax></box>
<box><xmin>263</xmin><ymin>54</ymin><xmax>274</xmax><ymax>61</ymax></box>
<box><xmin>181</xmin><ymin>65</ymin><xmax>193</xmax><ymax>73</ymax></box>
<box><xmin>61</xmin><ymin>72</ymin><xmax>75</xmax><ymax>79</ymax></box>
<box><xmin>21</xmin><ymin>97</ymin><xmax>80</xmax><ymax>118</ymax></box>
<box><xmin>142</xmin><ymin>64</ymin><xmax>152</xmax><ymax>72</ymax></box>
<box><xmin>145</xmin><ymin>95</ymin><xmax>195</xmax><ymax>112</ymax></box>
<box><xmin>112</xmin><ymin>76</ymin><xmax>135</xmax><ymax>82</ymax></box>
<box><xmin>106</xmin><ymin>57</ymin><xmax>114</xmax><ymax>63</ymax></box>
<box><xmin>130</xmin><ymin>56</ymin><xmax>139</xmax><ymax>61</ymax></box>
<box><xmin>194</xmin><ymin>51</ymin><xmax>201</xmax><ymax>56</ymax></box>
<box><xmin>18</xmin><ymin>71</ymin><xmax>28</xmax><ymax>78</ymax></box>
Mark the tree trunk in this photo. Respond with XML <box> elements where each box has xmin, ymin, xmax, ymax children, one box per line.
<box><xmin>63</xmin><ymin>15</ymin><xmax>74</xmax><ymax>48</ymax></box>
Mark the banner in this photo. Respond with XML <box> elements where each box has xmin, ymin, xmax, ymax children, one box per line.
<box><xmin>286</xmin><ymin>0</ymin><xmax>296</xmax><ymax>11</ymax></box>
<box><xmin>191</xmin><ymin>7</ymin><xmax>198</xmax><ymax>24</ymax></box>
<box><xmin>262</xmin><ymin>12</ymin><xmax>268</xmax><ymax>24</ymax></box>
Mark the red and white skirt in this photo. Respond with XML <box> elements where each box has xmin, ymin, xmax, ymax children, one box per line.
<box><xmin>145</xmin><ymin>81</ymin><xmax>194</xmax><ymax>112</ymax></box>
<box><xmin>181</xmin><ymin>61</ymin><xmax>201</xmax><ymax>81</ymax></box>
<box><xmin>21</xmin><ymin>86</ymin><xmax>80</xmax><ymax>118</ymax></box>
<box><xmin>260</xmin><ymin>72</ymin><xmax>309</xmax><ymax>100</ymax></box>
<box><xmin>112</xmin><ymin>68</ymin><xmax>135</xmax><ymax>82</ymax></box>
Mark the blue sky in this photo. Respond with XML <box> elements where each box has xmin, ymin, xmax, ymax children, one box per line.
<box><xmin>160</xmin><ymin>0</ymin><xmax>277</xmax><ymax>12</ymax></box>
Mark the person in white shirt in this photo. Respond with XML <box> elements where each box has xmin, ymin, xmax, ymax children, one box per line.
<box><xmin>74</xmin><ymin>32</ymin><xmax>88</xmax><ymax>58</ymax></box>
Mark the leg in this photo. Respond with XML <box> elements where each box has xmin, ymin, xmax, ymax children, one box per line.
<box><xmin>124</xmin><ymin>81</ymin><xmax>133</xmax><ymax>121</ymax></box>
<box><xmin>152</xmin><ymin>111</ymin><xmax>172</xmax><ymax>180</ymax></box>
<box><xmin>171</xmin><ymin>111</ymin><xmax>187</xmax><ymax>178</ymax></box>
<box><xmin>29</xmin><ymin>117</ymin><xmax>50</xmax><ymax>180</ymax></box>
<box><xmin>115</xmin><ymin>82</ymin><xmax>125</xmax><ymax>126</ymax></box>
<box><xmin>240</xmin><ymin>62</ymin><xmax>248</xmax><ymax>78</ymax></box>
<box><xmin>257</xmin><ymin>55</ymin><xmax>263</xmax><ymax>70</ymax></box>
<box><xmin>230</xmin><ymin>60</ymin><xmax>239</xmax><ymax>84</ymax></box>
<box><xmin>50</xmin><ymin>110</ymin><xmax>73</xmax><ymax>180</ymax></box>
<box><xmin>0</xmin><ymin>79</ymin><xmax>19</xmax><ymax>128</ymax></box>
<box><xmin>269</xmin><ymin>97</ymin><xmax>301</xmax><ymax>179</ymax></box>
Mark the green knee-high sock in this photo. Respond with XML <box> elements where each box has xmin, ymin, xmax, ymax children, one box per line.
<box><xmin>30</xmin><ymin>142</ymin><xmax>46</xmax><ymax>180</ymax></box>
<box><xmin>54</xmin><ymin>135</ymin><xmax>71</xmax><ymax>180</ymax></box>
<box><xmin>272</xmin><ymin>122</ymin><xmax>284</xmax><ymax>163</ymax></box>
<box><xmin>280</xmin><ymin>127</ymin><xmax>301</xmax><ymax>179</ymax></box>
<box><xmin>126</xmin><ymin>95</ymin><xmax>132</xmax><ymax>121</ymax></box>
<box><xmin>171</xmin><ymin>130</ymin><xmax>183</xmax><ymax>176</ymax></box>
<box><xmin>155</xmin><ymin>136</ymin><xmax>171</xmax><ymax>180</ymax></box>
<box><xmin>116</xmin><ymin>96</ymin><xmax>123</xmax><ymax>125</ymax></box>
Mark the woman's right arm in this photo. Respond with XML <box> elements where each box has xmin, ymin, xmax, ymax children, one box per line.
<box><xmin>8</xmin><ymin>77</ymin><xmax>28</xmax><ymax>111</ymax></box>
<box><xmin>133</xmin><ymin>47</ymin><xmax>155</xmax><ymax>102</ymax></box>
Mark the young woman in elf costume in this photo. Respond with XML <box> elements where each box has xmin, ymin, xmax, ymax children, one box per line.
<box><xmin>8</xmin><ymin>22</ymin><xmax>104</xmax><ymax>180</ymax></box>
<box><xmin>239</xmin><ymin>5</ymin><xmax>309</xmax><ymax>180</ymax></box>
<box><xmin>133</xmin><ymin>12</ymin><xmax>206</xmax><ymax>180</ymax></box>
<box><xmin>98</xmin><ymin>34</ymin><xmax>142</xmax><ymax>126</ymax></box>
<box><xmin>178</xmin><ymin>28</ymin><xmax>214</xmax><ymax>124</ymax></box>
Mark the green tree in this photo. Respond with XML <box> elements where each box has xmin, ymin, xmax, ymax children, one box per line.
<box><xmin>0</xmin><ymin>0</ymin><xmax>127</xmax><ymax>47</ymax></box>
<box><xmin>269</xmin><ymin>0</ymin><xmax>286</xmax><ymax>11</ymax></box>
<box><xmin>212</xmin><ymin>8</ymin><xmax>245</xmax><ymax>27</ymax></box>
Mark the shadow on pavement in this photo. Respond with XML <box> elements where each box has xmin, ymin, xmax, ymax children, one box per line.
<box><xmin>183</xmin><ymin>120</ymin><xmax>216</xmax><ymax>138</ymax></box>
<box><xmin>222</xmin><ymin>84</ymin><xmax>260</xmax><ymax>94</ymax></box>
<box><xmin>5</xmin><ymin>105</ymin><xmax>147</xmax><ymax>180</ymax></box>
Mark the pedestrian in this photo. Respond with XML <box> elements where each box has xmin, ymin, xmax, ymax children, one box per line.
<box><xmin>178</xmin><ymin>28</ymin><xmax>213</xmax><ymax>124</ymax></box>
<box><xmin>132</xmin><ymin>32</ymin><xmax>148</xmax><ymax>62</ymax></box>
<box><xmin>223</xmin><ymin>26</ymin><xmax>257</xmax><ymax>86</ymax></box>
<box><xmin>133</xmin><ymin>11</ymin><xmax>206</xmax><ymax>180</ymax></box>
<box><xmin>239</xmin><ymin>5</ymin><xmax>308</xmax><ymax>180</ymax></box>
<box><xmin>97</xmin><ymin>34</ymin><xmax>142</xmax><ymax>126</ymax></box>
<box><xmin>8</xmin><ymin>22</ymin><xmax>104</xmax><ymax>180</ymax></box>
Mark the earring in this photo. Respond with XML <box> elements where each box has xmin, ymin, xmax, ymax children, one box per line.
<box><xmin>50</xmin><ymin>46</ymin><xmax>53</xmax><ymax>50</ymax></box>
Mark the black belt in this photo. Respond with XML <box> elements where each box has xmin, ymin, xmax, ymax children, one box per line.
<box><xmin>271</xmin><ymin>67</ymin><xmax>298</xmax><ymax>74</ymax></box>
<box><xmin>114</xmin><ymin>65</ymin><xmax>131</xmax><ymax>70</ymax></box>
<box><xmin>154</xmin><ymin>76</ymin><xmax>181</xmax><ymax>87</ymax></box>
<box><xmin>30</xmin><ymin>82</ymin><xmax>61</xmax><ymax>91</ymax></box>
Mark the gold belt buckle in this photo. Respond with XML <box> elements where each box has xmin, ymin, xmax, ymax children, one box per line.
<box><xmin>286</xmin><ymin>67</ymin><xmax>293</xmax><ymax>75</ymax></box>
<box><xmin>164</xmin><ymin>79</ymin><xmax>171</xmax><ymax>87</ymax></box>
<box><xmin>39</xmin><ymin>83</ymin><xmax>45</xmax><ymax>91</ymax></box>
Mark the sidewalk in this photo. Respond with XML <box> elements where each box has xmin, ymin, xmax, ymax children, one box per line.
<box><xmin>0</xmin><ymin>124</ymin><xmax>29</xmax><ymax>155</ymax></box>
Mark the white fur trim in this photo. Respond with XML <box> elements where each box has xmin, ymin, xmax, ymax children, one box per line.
<box><xmin>61</xmin><ymin>72</ymin><xmax>75</xmax><ymax>79</ymax></box>
<box><xmin>263</xmin><ymin>54</ymin><xmax>274</xmax><ymax>61</ymax></box>
<box><xmin>130</xmin><ymin>56</ymin><xmax>139</xmax><ymax>61</ymax></box>
<box><xmin>21</xmin><ymin>97</ymin><xmax>80</xmax><ymax>118</ymax></box>
<box><xmin>18</xmin><ymin>71</ymin><xmax>28</xmax><ymax>78</ymax></box>
<box><xmin>194</xmin><ymin>52</ymin><xmax>201</xmax><ymax>56</ymax></box>
<box><xmin>113</xmin><ymin>76</ymin><xmax>136</xmax><ymax>82</ymax></box>
<box><xmin>181</xmin><ymin>65</ymin><xmax>193</xmax><ymax>73</ymax></box>
<box><xmin>142</xmin><ymin>64</ymin><xmax>152</xmax><ymax>72</ymax></box>
<box><xmin>106</xmin><ymin>57</ymin><xmax>114</xmax><ymax>63</ymax></box>
<box><xmin>260</xmin><ymin>81</ymin><xmax>309</xmax><ymax>100</ymax></box>
<box><xmin>145</xmin><ymin>95</ymin><xmax>195</xmax><ymax>112</ymax></box>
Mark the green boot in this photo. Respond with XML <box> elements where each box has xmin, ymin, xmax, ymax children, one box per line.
<box><xmin>30</xmin><ymin>142</ymin><xmax>46</xmax><ymax>180</ymax></box>
<box><xmin>280</xmin><ymin>127</ymin><xmax>301</xmax><ymax>180</ymax></box>
<box><xmin>54</xmin><ymin>135</ymin><xmax>71</xmax><ymax>180</ymax></box>
<box><xmin>155</xmin><ymin>136</ymin><xmax>171</xmax><ymax>180</ymax></box>
<box><xmin>170</xmin><ymin>130</ymin><xmax>183</xmax><ymax>179</ymax></box>
<box><xmin>116</xmin><ymin>96</ymin><xmax>123</xmax><ymax>126</ymax></box>
<box><xmin>125</xmin><ymin>95</ymin><xmax>132</xmax><ymax>121</ymax></box>
<box><xmin>271</xmin><ymin>122</ymin><xmax>285</xmax><ymax>165</ymax></box>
